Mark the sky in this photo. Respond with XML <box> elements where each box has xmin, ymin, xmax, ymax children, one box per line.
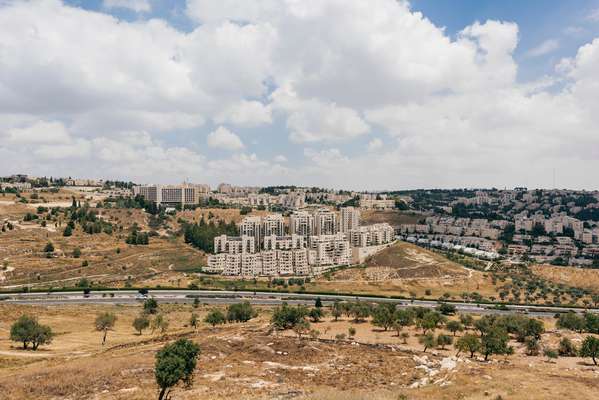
<box><xmin>1</xmin><ymin>0</ymin><xmax>599</xmax><ymax>190</ymax></box>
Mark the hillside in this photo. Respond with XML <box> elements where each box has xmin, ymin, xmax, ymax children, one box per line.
<box><xmin>312</xmin><ymin>241</ymin><xmax>496</xmax><ymax>299</ymax></box>
<box><xmin>360</xmin><ymin>210</ymin><xmax>423</xmax><ymax>226</ymax></box>
<box><xmin>1</xmin><ymin>303</ymin><xmax>598</xmax><ymax>400</ymax></box>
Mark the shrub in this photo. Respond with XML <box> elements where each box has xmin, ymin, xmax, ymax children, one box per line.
<box><xmin>204</xmin><ymin>309</ymin><xmax>226</xmax><ymax>327</ymax></box>
<box><xmin>226</xmin><ymin>302</ymin><xmax>257</xmax><ymax>323</ymax></box>
<box><xmin>152</xmin><ymin>314</ymin><xmax>169</xmax><ymax>334</ymax></box>
<box><xmin>558</xmin><ymin>337</ymin><xmax>578</xmax><ymax>357</ymax></box>
<box><xmin>437</xmin><ymin>334</ymin><xmax>453</xmax><ymax>350</ymax></box>
<box><xmin>271</xmin><ymin>303</ymin><xmax>308</xmax><ymax>330</ymax></box>
<box><xmin>436</xmin><ymin>303</ymin><xmax>457</xmax><ymax>315</ymax></box>
<box><xmin>309</xmin><ymin>307</ymin><xmax>324</xmax><ymax>322</ymax></box>
<box><xmin>143</xmin><ymin>298</ymin><xmax>159</xmax><ymax>314</ymax></box>
<box><xmin>348</xmin><ymin>326</ymin><xmax>356</xmax><ymax>338</ymax></box>
<box><xmin>543</xmin><ymin>348</ymin><xmax>558</xmax><ymax>361</ymax></box>
<box><xmin>72</xmin><ymin>247</ymin><xmax>81</xmax><ymax>258</ymax></box>
<box><xmin>556</xmin><ymin>312</ymin><xmax>585</xmax><ymax>333</ymax></box>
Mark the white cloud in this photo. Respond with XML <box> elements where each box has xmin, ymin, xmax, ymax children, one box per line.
<box><xmin>186</xmin><ymin>0</ymin><xmax>278</xmax><ymax>24</ymax></box>
<box><xmin>34</xmin><ymin>138</ymin><xmax>92</xmax><ymax>160</ymax></box>
<box><xmin>563</xmin><ymin>26</ymin><xmax>584</xmax><ymax>37</ymax></box>
<box><xmin>367</xmin><ymin>138</ymin><xmax>383</xmax><ymax>152</ymax></box>
<box><xmin>103</xmin><ymin>0</ymin><xmax>151</xmax><ymax>13</ymax></box>
<box><xmin>272</xmin><ymin>85</ymin><xmax>370</xmax><ymax>143</ymax></box>
<box><xmin>273</xmin><ymin>155</ymin><xmax>287</xmax><ymax>163</ymax></box>
<box><xmin>4</xmin><ymin>120</ymin><xmax>71</xmax><ymax>145</ymax></box>
<box><xmin>587</xmin><ymin>8</ymin><xmax>599</xmax><ymax>22</ymax></box>
<box><xmin>0</xmin><ymin>0</ymin><xmax>599</xmax><ymax>188</ymax></box>
<box><xmin>207</xmin><ymin>126</ymin><xmax>244</xmax><ymax>151</ymax></box>
<box><xmin>526</xmin><ymin>39</ymin><xmax>560</xmax><ymax>57</ymax></box>
<box><xmin>214</xmin><ymin>100</ymin><xmax>272</xmax><ymax>127</ymax></box>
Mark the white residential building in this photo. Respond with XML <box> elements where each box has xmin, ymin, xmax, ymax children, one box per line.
<box><xmin>339</xmin><ymin>206</ymin><xmax>361</xmax><ymax>233</ymax></box>
<box><xmin>314</xmin><ymin>208</ymin><xmax>337</xmax><ymax>235</ymax></box>
<box><xmin>263</xmin><ymin>234</ymin><xmax>306</xmax><ymax>251</ymax></box>
<box><xmin>279</xmin><ymin>191</ymin><xmax>306</xmax><ymax>209</ymax></box>
<box><xmin>289</xmin><ymin>211</ymin><xmax>315</xmax><ymax>237</ymax></box>
<box><xmin>348</xmin><ymin>223</ymin><xmax>394</xmax><ymax>247</ymax></box>
<box><xmin>262</xmin><ymin>214</ymin><xmax>286</xmax><ymax>237</ymax></box>
<box><xmin>309</xmin><ymin>233</ymin><xmax>351</xmax><ymax>267</ymax></box>
<box><xmin>238</xmin><ymin>216</ymin><xmax>263</xmax><ymax>252</ymax></box>
<box><xmin>214</xmin><ymin>235</ymin><xmax>256</xmax><ymax>254</ymax></box>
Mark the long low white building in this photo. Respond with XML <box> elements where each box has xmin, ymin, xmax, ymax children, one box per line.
<box><xmin>206</xmin><ymin>249</ymin><xmax>311</xmax><ymax>276</ymax></box>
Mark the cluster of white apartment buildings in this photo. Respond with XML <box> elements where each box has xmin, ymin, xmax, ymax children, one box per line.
<box><xmin>400</xmin><ymin>216</ymin><xmax>503</xmax><ymax>240</ymax></box>
<box><xmin>514</xmin><ymin>212</ymin><xmax>585</xmax><ymax>239</ymax></box>
<box><xmin>0</xmin><ymin>182</ymin><xmax>32</xmax><ymax>191</ymax></box>
<box><xmin>359</xmin><ymin>193</ymin><xmax>396</xmax><ymax>209</ymax></box>
<box><xmin>206</xmin><ymin>207</ymin><xmax>395</xmax><ymax>277</ymax></box>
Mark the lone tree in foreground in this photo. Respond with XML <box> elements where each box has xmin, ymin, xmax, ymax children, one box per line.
<box><xmin>133</xmin><ymin>314</ymin><xmax>150</xmax><ymax>335</ymax></box>
<box><xmin>10</xmin><ymin>315</ymin><xmax>54</xmax><ymax>350</ymax></box>
<box><xmin>95</xmin><ymin>312</ymin><xmax>117</xmax><ymax>345</ymax></box>
<box><xmin>580</xmin><ymin>336</ymin><xmax>599</xmax><ymax>365</ymax></box>
<box><xmin>155</xmin><ymin>339</ymin><xmax>200</xmax><ymax>400</ymax></box>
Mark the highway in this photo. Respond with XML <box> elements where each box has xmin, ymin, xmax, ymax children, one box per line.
<box><xmin>1</xmin><ymin>289</ymin><xmax>596</xmax><ymax>318</ymax></box>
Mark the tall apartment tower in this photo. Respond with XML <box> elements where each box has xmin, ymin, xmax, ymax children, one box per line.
<box><xmin>314</xmin><ymin>208</ymin><xmax>337</xmax><ymax>235</ymax></box>
<box><xmin>339</xmin><ymin>206</ymin><xmax>360</xmax><ymax>232</ymax></box>
<box><xmin>238</xmin><ymin>216</ymin><xmax>263</xmax><ymax>252</ymax></box>
<box><xmin>289</xmin><ymin>211</ymin><xmax>315</xmax><ymax>237</ymax></box>
<box><xmin>262</xmin><ymin>214</ymin><xmax>286</xmax><ymax>237</ymax></box>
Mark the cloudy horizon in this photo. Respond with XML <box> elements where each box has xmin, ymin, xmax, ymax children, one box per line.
<box><xmin>1</xmin><ymin>0</ymin><xmax>599</xmax><ymax>190</ymax></box>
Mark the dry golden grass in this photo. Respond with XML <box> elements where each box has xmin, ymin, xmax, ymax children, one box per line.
<box><xmin>361</xmin><ymin>209</ymin><xmax>423</xmax><ymax>226</ymax></box>
<box><xmin>0</xmin><ymin>304</ymin><xmax>598</xmax><ymax>400</ymax></box>
<box><xmin>311</xmin><ymin>242</ymin><xmax>497</xmax><ymax>299</ymax></box>
<box><xmin>531</xmin><ymin>264</ymin><xmax>599</xmax><ymax>292</ymax></box>
<box><xmin>0</xmin><ymin>213</ymin><xmax>204</xmax><ymax>289</ymax></box>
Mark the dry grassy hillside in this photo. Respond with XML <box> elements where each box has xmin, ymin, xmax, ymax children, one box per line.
<box><xmin>177</xmin><ymin>208</ymin><xmax>272</xmax><ymax>225</ymax></box>
<box><xmin>0</xmin><ymin>303</ymin><xmax>598</xmax><ymax>400</ymax></box>
<box><xmin>312</xmin><ymin>242</ymin><xmax>497</xmax><ymax>299</ymax></box>
<box><xmin>360</xmin><ymin>210</ymin><xmax>423</xmax><ymax>226</ymax></box>
<box><xmin>531</xmin><ymin>264</ymin><xmax>599</xmax><ymax>292</ymax></box>
<box><xmin>0</xmin><ymin>201</ymin><xmax>206</xmax><ymax>289</ymax></box>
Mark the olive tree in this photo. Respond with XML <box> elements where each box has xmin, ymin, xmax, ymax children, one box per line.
<box><xmin>133</xmin><ymin>314</ymin><xmax>150</xmax><ymax>335</ymax></box>
<box><xmin>419</xmin><ymin>333</ymin><xmax>436</xmax><ymax>352</ymax></box>
<box><xmin>155</xmin><ymin>339</ymin><xmax>200</xmax><ymax>400</ymax></box>
<box><xmin>10</xmin><ymin>315</ymin><xmax>54</xmax><ymax>350</ymax></box>
<box><xmin>456</xmin><ymin>333</ymin><xmax>481</xmax><ymax>358</ymax></box>
<box><xmin>580</xmin><ymin>336</ymin><xmax>599</xmax><ymax>365</ymax></box>
<box><xmin>95</xmin><ymin>312</ymin><xmax>117</xmax><ymax>345</ymax></box>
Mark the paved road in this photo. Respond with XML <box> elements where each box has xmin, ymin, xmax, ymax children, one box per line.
<box><xmin>2</xmin><ymin>289</ymin><xmax>595</xmax><ymax>317</ymax></box>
